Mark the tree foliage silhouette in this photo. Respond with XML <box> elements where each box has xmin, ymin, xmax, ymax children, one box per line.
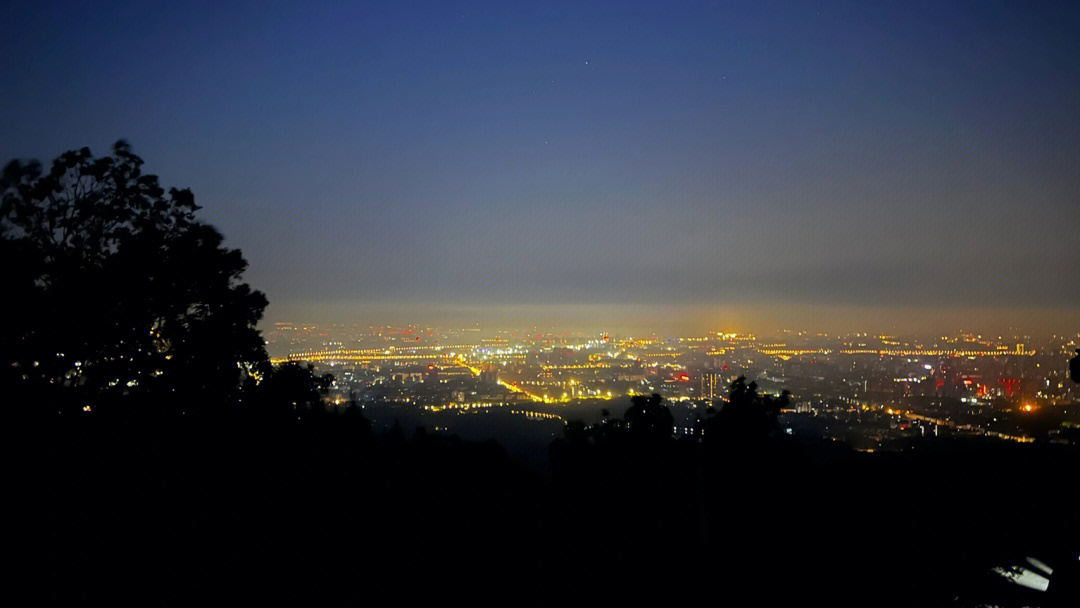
<box><xmin>624</xmin><ymin>393</ymin><xmax>674</xmax><ymax>443</ymax></box>
<box><xmin>1</xmin><ymin>141</ymin><xmax>268</xmax><ymax>415</ymax></box>
<box><xmin>700</xmin><ymin>376</ymin><xmax>790</xmax><ymax>446</ymax></box>
<box><xmin>253</xmin><ymin>361</ymin><xmax>333</xmax><ymax>418</ymax></box>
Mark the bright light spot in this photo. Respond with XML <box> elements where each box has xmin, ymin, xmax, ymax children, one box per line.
<box><xmin>992</xmin><ymin>566</ymin><xmax>1049</xmax><ymax>592</ymax></box>
<box><xmin>1025</xmin><ymin>557</ymin><xmax>1053</xmax><ymax>576</ymax></box>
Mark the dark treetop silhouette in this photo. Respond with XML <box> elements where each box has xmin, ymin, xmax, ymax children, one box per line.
<box><xmin>1</xmin><ymin>142</ymin><xmax>269</xmax><ymax>416</ymax></box>
<box><xmin>698</xmin><ymin>375</ymin><xmax>790</xmax><ymax>447</ymax></box>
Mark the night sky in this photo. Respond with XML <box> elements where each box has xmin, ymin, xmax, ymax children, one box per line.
<box><xmin>2</xmin><ymin>1</ymin><xmax>1077</xmax><ymax>335</ymax></box>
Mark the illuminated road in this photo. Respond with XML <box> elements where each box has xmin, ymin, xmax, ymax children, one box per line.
<box><xmin>452</xmin><ymin>357</ymin><xmax>545</xmax><ymax>402</ymax></box>
<box><xmin>868</xmin><ymin>406</ymin><xmax>1036</xmax><ymax>444</ymax></box>
<box><xmin>270</xmin><ymin>346</ymin><xmax>478</xmax><ymax>365</ymax></box>
<box><xmin>758</xmin><ymin>348</ymin><xmax>1034</xmax><ymax>358</ymax></box>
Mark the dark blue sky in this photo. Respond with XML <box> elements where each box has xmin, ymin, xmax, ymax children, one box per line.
<box><xmin>2</xmin><ymin>1</ymin><xmax>1077</xmax><ymax>335</ymax></box>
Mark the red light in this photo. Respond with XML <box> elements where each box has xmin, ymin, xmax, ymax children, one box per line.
<box><xmin>722</xmin><ymin>365</ymin><xmax>728</xmax><ymax>370</ymax></box>
<box><xmin>427</xmin><ymin>364</ymin><xmax>434</xmax><ymax>370</ymax></box>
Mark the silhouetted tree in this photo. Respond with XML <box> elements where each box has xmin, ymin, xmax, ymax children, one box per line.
<box><xmin>341</xmin><ymin>391</ymin><xmax>373</xmax><ymax>436</ymax></box>
<box><xmin>701</xmin><ymin>376</ymin><xmax>790</xmax><ymax>446</ymax></box>
<box><xmin>1</xmin><ymin>142</ymin><xmax>268</xmax><ymax>416</ymax></box>
<box><xmin>1070</xmin><ymin>350</ymin><xmax>1079</xmax><ymax>384</ymax></box>
<box><xmin>624</xmin><ymin>393</ymin><xmax>674</xmax><ymax>443</ymax></box>
<box><xmin>387</xmin><ymin>419</ymin><xmax>406</xmax><ymax>444</ymax></box>
<box><xmin>253</xmin><ymin>362</ymin><xmax>332</xmax><ymax>417</ymax></box>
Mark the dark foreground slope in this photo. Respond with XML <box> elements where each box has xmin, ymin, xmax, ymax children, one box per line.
<box><xmin>15</xmin><ymin>409</ymin><xmax>1079</xmax><ymax>606</ymax></box>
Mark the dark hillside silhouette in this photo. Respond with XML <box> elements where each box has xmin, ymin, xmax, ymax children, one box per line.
<box><xmin>548</xmin><ymin>377</ymin><xmax>1079</xmax><ymax>606</ymax></box>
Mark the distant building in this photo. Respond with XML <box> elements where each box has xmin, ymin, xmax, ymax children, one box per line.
<box><xmin>700</xmin><ymin>372</ymin><xmax>722</xmax><ymax>400</ymax></box>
